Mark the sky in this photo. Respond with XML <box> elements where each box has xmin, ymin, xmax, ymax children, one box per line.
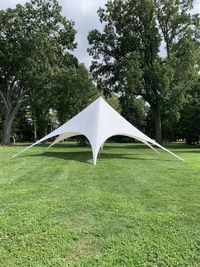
<box><xmin>0</xmin><ymin>0</ymin><xmax>199</xmax><ymax>68</ymax></box>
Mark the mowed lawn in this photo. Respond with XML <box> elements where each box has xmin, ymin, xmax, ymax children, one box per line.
<box><xmin>0</xmin><ymin>142</ymin><xmax>199</xmax><ymax>267</ymax></box>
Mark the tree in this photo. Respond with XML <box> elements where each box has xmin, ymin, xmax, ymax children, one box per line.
<box><xmin>176</xmin><ymin>79</ymin><xmax>200</xmax><ymax>144</ymax></box>
<box><xmin>0</xmin><ymin>0</ymin><xmax>76</xmax><ymax>145</ymax></box>
<box><xmin>155</xmin><ymin>0</ymin><xmax>193</xmax><ymax>59</ymax></box>
<box><xmin>12</xmin><ymin>106</ymin><xmax>33</xmax><ymax>142</ymax></box>
<box><xmin>54</xmin><ymin>62</ymin><xmax>98</xmax><ymax>124</ymax></box>
<box><xmin>51</xmin><ymin>62</ymin><xmax>98</xmax><ymax>147</ymax></box>
<box><xmin>88</xmin><ymin>0</ymin><xmax>199</xmax><ymax>144</ymax></box>
<box><xmin>106</xmin><ymin>94</ymin><xmax>121</xmax><ymax>113</ymax></box>
<box><xmin>120</xmin><ymin>95</ymin><xmax>148</xmax><ymax>132</ymax></box>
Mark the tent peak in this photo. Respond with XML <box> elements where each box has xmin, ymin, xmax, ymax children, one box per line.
<box><xmin>96</xmin><ymin>96</ymin><xmax>105</xmax><ymax>102</ymax></box>
<box><xmin>93</xmin><ymin>96</ymin><xmax>107</xmax><ymax>110</ymax></box>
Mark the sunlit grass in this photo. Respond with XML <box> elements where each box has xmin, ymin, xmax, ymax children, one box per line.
<box><xmin>0</xmin><ymin>142</ymin><xmax>199</xmax><ymax>266</ymax></box>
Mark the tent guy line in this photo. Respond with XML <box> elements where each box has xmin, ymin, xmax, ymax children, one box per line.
<box><xmin>12</xmin><ymin>97</ymin><xmax>184</xmax><ymax>164</ymax></box>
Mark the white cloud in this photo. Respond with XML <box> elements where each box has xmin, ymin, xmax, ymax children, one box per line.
<box><xmin>193</xmin><ymin>0</ymin><xmax>200</xmax><ymax>13</ymax></box>
<box><xmin>0</xmin><ymin>0</ymin><xmax>26</xmax><ymax>9</ymax></box>
<box><xmin>59</xmin><ymin>0</ymin><xmax>107</xmax><ymax>67</ymax></box>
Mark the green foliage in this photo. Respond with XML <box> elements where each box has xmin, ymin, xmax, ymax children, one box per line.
<box><xmin>155</xmin><ymin>0</ymin><xmax>193</xmax><ymax>57</ymax></box>
<box><xmin>88</xmin><ymin>0</ymin><xmax>160</xmax><ymax>97</ymax></box>
<box><xmin>0</xmin><ymin>0</ymin><xmax>76</xmax><ymax>144</ymax></box>
<box><xmin>0</xmin><ymin>0</ymin><xmax>99</xmax><ymax>144</ymax></box>
<box><xmin>0</xmin><ymin>0</ymin><xmax>76</xmax><ymax>94</ymax></box>
<box><xmin>120</xmin><ymin>95</ymin><xmax>148</xmax><ymax>131</ymax></box>
<box><xmin>0</xmin><ymin>142</ymin><xmax>200</xmax><ymax>266</ymax></box>
<box><xmin>54</xmin><ymin>63</ymin><xmax>98</xmax><ymax>124</ymax></box>
<box><xmin>88</xmin><ymin>0</ymin><xmax>200</xmax><ymax>143</ymax></box>
<box><xmin>106</xmin><ymin>94</ymin><xmax>121</xmax><ymax>113</ymax></box>
<box><xmin>12</xmin><ymin>107</ymin><xmax>33</xmax><ymax>141</ymax></box>
<box><xmin>177</xmin><ymin>79</ymin><xmax>200</xmax><ymax>144</ymax></box>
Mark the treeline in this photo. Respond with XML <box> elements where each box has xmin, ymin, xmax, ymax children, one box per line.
<box><xmin>0</xmin><ymin>0</ymin><xmax>199</xmax><ymax>145</ymax></box>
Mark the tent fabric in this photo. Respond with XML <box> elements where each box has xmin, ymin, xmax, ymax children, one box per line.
<box><xmin>13</xmin><ymin>97</ymin><xmax>184</xmax><ymax>164</ymax></box>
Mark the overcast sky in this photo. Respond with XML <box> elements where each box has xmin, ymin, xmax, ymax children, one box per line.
<box><xmin>0</xmin><ymin>0</ymin><xmax>199</xmax><ymax>68</ymax></box>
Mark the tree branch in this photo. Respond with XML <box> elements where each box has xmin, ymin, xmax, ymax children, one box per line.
<box><xmin>10</xmin><ymin>87</ymin><xmax>24</xmax><ymax>119</ymax></box>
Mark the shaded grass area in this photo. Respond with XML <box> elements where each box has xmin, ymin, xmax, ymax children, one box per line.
<box><xmin>0</xmin><ymin>142</ymin><xmax>200</xmax><ymax>266</ymax></box>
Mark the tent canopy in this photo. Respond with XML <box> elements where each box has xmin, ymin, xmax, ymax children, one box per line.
<box><xmin>13</xmin><ymin>97</ymin><xmax>184</xmax><ymax>164</ymax></box>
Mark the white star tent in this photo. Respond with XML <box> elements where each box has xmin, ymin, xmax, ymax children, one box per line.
<box><xmin>13</xmin><ymin>97</ymin><xmax>184</xmax><ymax>164</ymax></box>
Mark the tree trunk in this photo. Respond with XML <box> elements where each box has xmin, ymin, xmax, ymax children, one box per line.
<box><xmin>33</xmin><ymin>119</ymin><xmax>38</xmax><ymax>141</ymax></box>
<box><xmin>1</xmin><ymin>86</ymin><xmax>23</xmax><ymax>145</ymax></box>
<box><xmin>155</xmin><ymin>109</ymin><xmax>162</xmax><ymax>144</ymax></box>
<box><xmin>2</xmin><ymin>109</ymin><xmax>16</xmax><ymax>145</ymax></box>
<box><xmin>166</xmin><ymin>42</ymin><xmax>170</xmax><ymax>59</ymax></box>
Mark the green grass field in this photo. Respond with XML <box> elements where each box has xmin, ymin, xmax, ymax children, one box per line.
<box><xmin>0</xmin><ymin>142</ymin><xmax>199</xmax><ymax>267</ymax></box>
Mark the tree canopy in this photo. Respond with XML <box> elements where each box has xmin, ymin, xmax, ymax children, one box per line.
<box><xmin>0</xmin><ymin>0</ymin><xmax>99</xmax><ymax>145</ymax></box>
<box><xmin>88</xmin><ymin>0</ymin><xmax>200</xmax><ymax>144</ymax></box>
<box><xmin>0</xmin><ymin>0</ymin><xmax>76</xmax><ymax>144</ymax></box>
